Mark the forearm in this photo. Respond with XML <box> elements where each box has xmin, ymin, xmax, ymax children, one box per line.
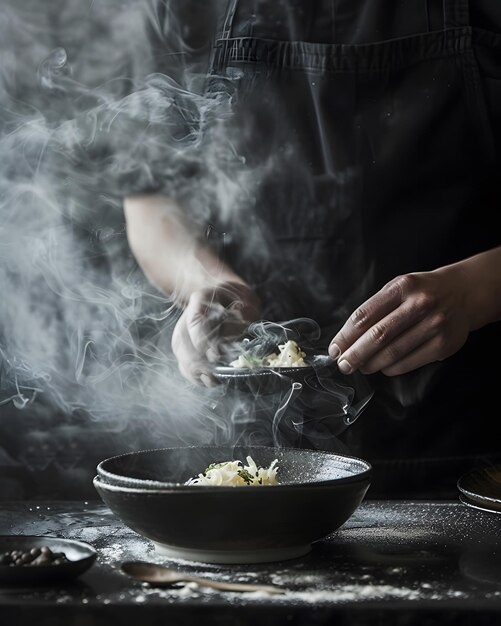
<box><xmin>441</xmin><ymin>245</ymin><xmax>501</xmax><ymax>331</ymax></box>
<box><xmin>123</xmin><ymin>194</ymin><xmax>246</xmax><ymax>305</ymax></box>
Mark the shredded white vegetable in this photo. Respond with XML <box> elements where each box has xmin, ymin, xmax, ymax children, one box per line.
<box><xmin>230</xmin><ymin>339</ymin><xmax>308</xmax><ymax>369</ymax></box>
<box><xmin>185</xmin><ymin>456</ymin><xmax>279</xmax><ymax>486</ymax></box>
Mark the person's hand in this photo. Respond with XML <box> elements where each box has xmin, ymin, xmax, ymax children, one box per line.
<box><xmin>171</xmin><ymin>282</ymin><xmax>261</xmax><ymax>386</ymax></box>
<box><xmin>328</xmin><ymin>265</ymin><xmax>474</xmax><ymax>377</ymax></box>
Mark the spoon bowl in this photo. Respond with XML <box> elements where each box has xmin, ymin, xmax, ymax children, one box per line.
<box><xmin>121</xmin><ymin>560</ymin><xmax>285</xmax><ymax>594</ymax></box>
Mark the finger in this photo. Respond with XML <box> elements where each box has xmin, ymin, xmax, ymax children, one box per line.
<box><xmin>206</xmin><ymin>346</ymin><xmax>219</xmax><ymax>363</ymax></box>
<box><xmin>359</xmin><ymin>316</ymin><xmax>439</xmax><ymax>374</ymax></box>
<box><xmin>184</xmin><ymin>296</ymin><xmax>226</xmax><ymax>355</ymax></box>
<box><xmin>329</xmin><ymin>279</ymin><xmax>404</xmax><ymax>358</ymax></box>
<box><xmin>335</xmin><ymin>300</ymin><xmax>428</xmax><ymax>374</ymax></box>
<box><xmin>380</xmin><ymin>335</ymin><xmax>446</xmax><ymax>376</ymax></box>
<box><xmin>199</xmin><ymin>373</ymin><xmax>218</xmax><ymax>388</ymax></box>
<box><xmin>178</xmin><ymin>361</ymin><xmax>203</xmax><ymax>385</ymax></box>
<box><xmin>187</xmin><ymin>300</ymin><xmax>247</xmax><ymax>358</ymax></box>
<box><xmin>177</xmin><ymin>358</ymin><xmax>217</xmax><ymax>386</ymax></box>
<box><xmin>172</xmin><ymin>317</ymin><xmax>210</xmax><ymax>384</ymax></box>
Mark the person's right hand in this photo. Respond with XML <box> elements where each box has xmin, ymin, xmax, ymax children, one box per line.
<box><xmin>171</xmin><ymin>282</ymin><xmax>261</xmax><ymax>386</ymax></box>
<box><xmin>328</xmin><ymin>247</ymin><xmax>501</xmax><ymax>376</ymax></box>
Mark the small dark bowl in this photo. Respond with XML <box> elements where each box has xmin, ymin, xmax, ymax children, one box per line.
<box><xmin>212</xmin><ymin>363</ymin><xmax>319</xmax><ymax>394</ymax></box>
<box><xmin>457</xmin><ymin>465</ymin><xmax>501</xmax><ymax>514</ymax></box>
<box><xmin>94</xmin><ymin>445</ymin><xmax>372</xmax><ymax>564</ymax></box>
<box><xmin>212</xmin><ymin>359</ymin><xmax>374</xmax><ymax>433</ymax></box>
<box><xmin>0</xmin><ymin>536</ymin><xmax>97</xmax><ymax>585</ymax></box>
<box><xmin>212</xmin><ymin>353</ymin><xmax>346</xmax><ymax>393</ymax></box>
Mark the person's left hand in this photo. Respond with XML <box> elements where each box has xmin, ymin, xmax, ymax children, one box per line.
<box><xmin>328</xmin><ymin>265</ymin><xmax>473</xmax><ymax>376</ymax></box>
<box><xmin>171</xmin><ymin>281</ymin><xmax>261</xmax><ymax>386</ymax></box>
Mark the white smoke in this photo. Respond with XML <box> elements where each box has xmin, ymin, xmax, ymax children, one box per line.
<box><xmin>0</xmin><ymin>0</ymin><xmax>267</xmax><ymax>494</ymax></box>
<box><xmin>0</xmin><ymin>1</ymin><xmax>377</xmax><ymax>499</ymax></box>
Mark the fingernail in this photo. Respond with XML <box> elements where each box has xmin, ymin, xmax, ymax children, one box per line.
<box><xmin>329</xmin><ymin>343</ymin><xmax>341</xmax><ymax>359</ymax></box>
<box><xmin>200</xmin><ymin>373</ymin><xmax>215</xmax><ymax>388</ymax></box>
<box><xmin>206</xmin><ymin>347</ymin><xmax>218</xmax><ymax>363</ymax></box>
<box><xmin>338</xmin><ymin>359</ymin><xmax>352</xmax><ymax>375</ymax></box>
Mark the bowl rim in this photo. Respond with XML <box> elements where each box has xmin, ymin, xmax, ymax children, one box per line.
<box><xmin>213</xmin><ymin>364</ymin><xmax>317</xmax><ymax>377</ymax></box>
<box><xmin>457</xmin><ymin>465</ymin><xmax>501</xmax><ymax>506</ymax></box>
<box><xmin>212</xmin><ymin>357</ymin><xmax>338</xmax><ymax>379</ymax></box>
<box><xmin>93</xmin><ymin>473</ymin><xmax>372</xmax><ymax>495</ymax></box>
<box><xmin>96</xmin><ymin>445</ymin><xmax>372</xmax><ymax>493</ymax></box>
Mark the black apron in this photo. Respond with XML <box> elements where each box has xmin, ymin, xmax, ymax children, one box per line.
<box><xmin>203</xmin><ymin>0</ymin><xmax>500</xmax><ymax>496</ymax></box>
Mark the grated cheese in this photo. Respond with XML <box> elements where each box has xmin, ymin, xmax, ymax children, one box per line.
<box><xmin>185</xmin><ymin>456</ymin><xmax>279</xmax><ymax>486</ymax></box>
<box><xmin>230</xmin><ymin>340</ymin><xmax>308</xmax><ymax>369</ymax></box>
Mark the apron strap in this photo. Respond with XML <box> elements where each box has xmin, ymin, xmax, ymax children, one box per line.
<box><xmin>442</xmin><ymin>0</ymin><xmax>470</xmax><ymax>29</ymax></box>
<box><xmin>221</xmin><ymin>0</ymin><xmax>240</xmax><ymax>40</ymax></box>
<box><xmin>208</xmin><ymin>0</ymin><xmax>240</xmax><ymax>75</ymax></box>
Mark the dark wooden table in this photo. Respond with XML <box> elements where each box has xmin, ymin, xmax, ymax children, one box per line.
<box><xmin>1</xmin><ymin>499</ymin><xmax>501</xmax><ymax>625</ymax></box>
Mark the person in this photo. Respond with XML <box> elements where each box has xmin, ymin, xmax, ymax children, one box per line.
<box><xmin>123</xmin><ymin>0</ymin><xmax>501</xmax><ymax>497</ymax></box>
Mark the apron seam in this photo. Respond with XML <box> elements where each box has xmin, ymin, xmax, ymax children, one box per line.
<box><xmin>211</xmin><ymin>28</ymin><xmax>472</xmax><ymax>75</ymax></box>
<box><xmin>212</xmin><ymin>52</ymin><xmax>468</xmax><ymax>76</ymax></box>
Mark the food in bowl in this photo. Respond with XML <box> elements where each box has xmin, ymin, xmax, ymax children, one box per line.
<box><xmin>0</xmin><ymin>536</ymin><xmax>97</xmax><ymax>584</ymax></box>
<box><xmin>230</xmin><ymin>339</ymin><xmax>308</xmax><ymax>369</ymax></box>
<box><xmin>0</xmin><ymin>546</ymin><xmax>69</xmax><ymax>567</ymax></box>
<box><xmin>185</xmin><ymin>456</ymin><xmax>279</xmax><ymax>486</ymax></box>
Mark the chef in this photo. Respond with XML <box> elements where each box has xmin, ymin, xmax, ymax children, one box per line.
<box><xmin>123</xmin><ymin>0</ymin><xmax>501</xmax><ymax>496</ymax></box>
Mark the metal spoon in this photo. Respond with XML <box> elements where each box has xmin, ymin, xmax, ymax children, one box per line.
<box><xmin>121</xmin><ymin>561</ymin><xmax>285</xmax><ymax>594</ymax></box>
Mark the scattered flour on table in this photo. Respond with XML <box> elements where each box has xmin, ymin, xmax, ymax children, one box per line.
<box><xmin>98</xmin><ymin>543</ymin><xmax>127</xmax><ymax>563</ymax></box>
<box><xmin>123</xmin><ymin>580</ymin><xmax>473</xmax><ymax>604</ymax></box>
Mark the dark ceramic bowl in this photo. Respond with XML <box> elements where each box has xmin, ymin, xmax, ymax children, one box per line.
<box><xmin>94</xmin><ymin>445</ymin><xmax>372</xmax><ymax>564</ymax></box>
<box><xmin>212</xmin><ymin>363</ymin><xmax>319</xmax><ymax>394</ymax></box>
<box><xmin>212</xmin><ymin>359</ymin><xmax>374</xmax><ymax>430</ymax></box>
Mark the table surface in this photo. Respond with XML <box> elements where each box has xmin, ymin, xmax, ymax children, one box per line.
<box><xmin>1</xmin><ymin>499</ymin><xmax>501</xmax><ymax>625</ymax></box>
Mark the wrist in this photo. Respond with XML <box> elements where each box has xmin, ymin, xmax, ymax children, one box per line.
<box><xmin>456</xmin><ymin>247</ymin><xmax>501</xmax><ymax>331</ymax></box>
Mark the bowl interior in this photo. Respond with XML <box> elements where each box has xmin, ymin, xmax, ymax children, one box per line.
<box><xmin>97</xmin><ymin>445</ymin><xmax>371</xmax><ymax>490</ymax></box>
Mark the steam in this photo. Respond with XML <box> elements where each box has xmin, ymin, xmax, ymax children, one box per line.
<box><xmin>214</xmin><ymin>319</ymin><xmax>373</xmax><ymax>452</ymax></box>
<box><xmin>0</xmin><ymin>0</ymin><xmax>266</xmax><ymax>478</ymax></box>
<box><xmin>0</xmin><ymin>0</ymin><xmax>378</xmax><ymax>492</ymax></box>
<box><xmin>1</xmin><ymin>0</ymin><xmax>329</xmax><ymax>484</ymax></box>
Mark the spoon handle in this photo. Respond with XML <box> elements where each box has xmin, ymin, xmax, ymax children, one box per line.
<box><xmin>178</xmin><ymin>575</ymin><xmax>284</xmax><ymax>594</ymax></box>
